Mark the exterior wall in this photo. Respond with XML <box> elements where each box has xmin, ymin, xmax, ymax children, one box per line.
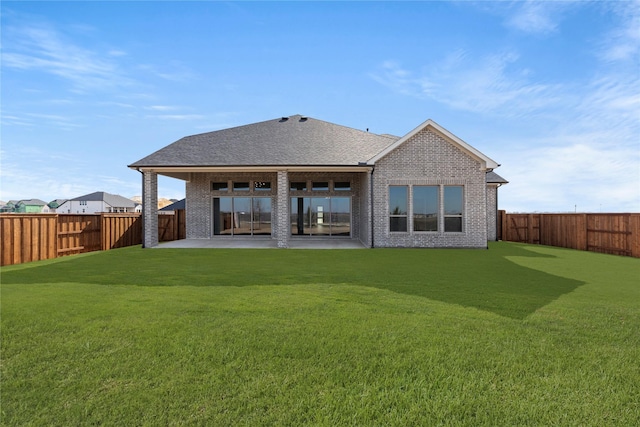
<box><xmin>55</xmin><ymin>200</ymin><xmax>135</xmax><ymax>214</ymax></box>
<box><xmin>185</xmin><ymin>171</ymin><xmax>366</xmax><ymax>241</ymax></box>
<box><xmin>19</xmin><ymin>205</ymin><xmax>47</xmax><ymax>213</ymax></box>
<box><xmin>143</xmin><ymin>171</ymin><xmax>159</xmax><ymax>247</ymax></box>
<box><xmin>358</xmin><ymin>171</ymin><xmax>372</xmax><ymax>247</ymax></box>
<box><xmin>56</xmin><ymin>200</ymin><xmax>103</xmax><ymax>214</ymax></box>
<box><xmin>275</xmin><ymin>171</ymin><xmax>289</xmax><ymax>247</ymax></box>
<box><xmin>486</xmin><ymin>184</ymin><xmax>498</xmax><ymax>241</ymax></box>
<box><xmin>372</xmin><ymin>128</ymin><xmax>488</xmax><ymax>248</ymax></box>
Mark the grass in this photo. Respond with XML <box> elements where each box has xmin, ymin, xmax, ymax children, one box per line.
<box><xmin>1</xmin><ymin>242</ymin><xmax>639</xmax><ymax>426</ymax></box>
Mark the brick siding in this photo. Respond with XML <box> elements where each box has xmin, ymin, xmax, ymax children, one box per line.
<box><xmin>142</xmin><ymin>171</ymin><xmax>158</xmax><ymax>247</ymax></box>
<box><xmin>372</xmin><ymin>128</ymin><xmax>489</xmax><ymax>248</ymax></box>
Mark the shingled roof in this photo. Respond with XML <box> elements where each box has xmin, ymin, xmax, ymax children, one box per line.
<box><xmin>486</xmin><ymin>171</ymin><xmax>509</xmax><ymax>184</ymax></box>
<box><xmin>129</xmin><ymin>115</ymin><xmax>398</xmax><ymax>168</ymax></box>
<box><xmin>72</xmin><ymin>192</ymin><xmax>136</xmax><ymax>208</ymax></box>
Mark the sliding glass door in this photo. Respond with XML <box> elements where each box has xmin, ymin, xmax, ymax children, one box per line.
<box><xmin>290</xmin><ymin>197</ymin><xmax>351</xmax><ymax>237</ymax></box>
<box><xmin>213</xmin><ymin>197</ymin><xmax>271</xmax><ymax>236</ymax></box>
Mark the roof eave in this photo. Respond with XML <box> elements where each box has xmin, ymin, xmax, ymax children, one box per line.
<box><xmin>129</xmin><ymin>164</ymin><xmax>374</xmax><ymax>173</ymax></box>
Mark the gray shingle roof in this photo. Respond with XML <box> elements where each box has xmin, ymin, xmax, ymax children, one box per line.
<box><xmin>129</xmin><ymin>115</ymin><xmax>398</xmax><ymax>167</ymax></box>
<box><xmin>72</xmin><ymin>192</ymin><xmax>136</xmax><ymax>208</ymax></box>
<box><xmin>159</xmin><ymin>198</ymin><xmax>185</xmax><ymax>211</ymax></box>
<box><xmin>18</xmin><ymin>199</ymin><xmax>48</xmax><ymax>206</ymax></box>
<box><xmin>486</xmin><ymin>171</ymin><xmax>508</xmax><ymax>184</ymax></box>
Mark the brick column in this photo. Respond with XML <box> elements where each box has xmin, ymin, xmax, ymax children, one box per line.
<box><xmin>142</xmin><ymin>170</ymin><xmax>158</xmax><ymax>248</ymax></box>
<box><xmin>276</xmin><ymin>171</ymin><xmax>289</xmax><ymax>248</ymax></box>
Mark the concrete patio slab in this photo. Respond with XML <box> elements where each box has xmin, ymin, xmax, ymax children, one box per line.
<box><xmin>155</xmin><ymin>238</ymin><xmax>366</xmax><ymax>249</ymax></box>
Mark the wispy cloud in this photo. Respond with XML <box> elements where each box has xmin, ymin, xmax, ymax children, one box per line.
<box><xmin>2</xmin><ymin>23</ymin><xmax>133</xmax><ymax>92</ymax></box>
<box><xmin>504</xmin><ymin>1</ymin><xmax>567</xmax><ymax>34</ymax></box>
<box><xmin>136</xmin><ymin>62</ymin><xmax>196</xmax><ymax>82</ymax></box>
<box><xmin>596</xmin><ymin>0</ymin><xmax>640</xmax><ymax>62</ymax></box>
<box><xmin>371</xmin><ymin>51</ymin><xmax>560</xmax><ymax>117</ymax></box>
<box><xmin>145</xmin><ymin>105</ymin><xmax>182</xmax><ymax>111</ymax></box>
<box><xmin>145</xmin><ymin>114</ymin><xmax>205</xmax><ymax>121</ymax></box>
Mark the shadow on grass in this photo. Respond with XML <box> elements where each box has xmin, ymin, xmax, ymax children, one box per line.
<box><xmin>1</xmin><ymin>243</ymin><xmax>584</xmax><ymax>319</ymax></box>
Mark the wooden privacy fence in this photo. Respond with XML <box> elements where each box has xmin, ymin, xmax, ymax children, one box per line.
<box><xmin>1</xmin><ymin>211</ymin><xmax>185</xmax><ymax>266</ymax></box>
<box><xmin>500</xmin><ymin>212</ymin><xmax>640</xmax><ymax>258</ymax></box>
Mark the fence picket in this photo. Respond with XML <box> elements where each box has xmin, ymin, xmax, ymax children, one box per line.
<box><xmin>1</xmin><ymin>211</ymin><xmax>185</xmax><ymax>266</ymax></box>
<box><xmin>500</xmin><ymin>211</ymin><xmax>639</xmax><ymax>258</ymax></box>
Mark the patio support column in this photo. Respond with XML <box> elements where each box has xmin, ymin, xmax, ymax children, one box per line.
<box><xmin>142</xmin><ymin>170</ymin><xmax>158</xmax><ymax>248</ymax></box>
<box><xmin>276</xmin><ymin>170</ymin><xmax>289</xmax><ymax>248</ymax></box>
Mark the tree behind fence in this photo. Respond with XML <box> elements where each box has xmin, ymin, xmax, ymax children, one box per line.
<box><xmin>500</xmin><ymin>212</ymin><xmax>640</xmax><ymax>258</ymax></box>
<box><xmin>1</xmin><ymin>211</ymin><xmax>185</xmax><ymax>266</ymax></box>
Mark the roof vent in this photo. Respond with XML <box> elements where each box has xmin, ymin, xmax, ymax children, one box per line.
<box><xmin>279</xmin><ymin>117</ymin><xmax>289</xmax><ymax>122</ymax></box>
<box><xmin>299</xmin><ymin>116</ymin><xmax>308</xmax><ymax>122</ymax></box>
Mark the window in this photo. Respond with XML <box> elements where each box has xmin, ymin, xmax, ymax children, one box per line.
<box><xmin>389</xmin><ymin>186</ymin><xmax>408</xmax><ymax>232</ymax></box>
<box><xmin>233</xmin><ymin>182</ymin><xmax>250</xmax><ymax>191</ymax></box>
<box><xmin>444</xmin><ymin>186</ymin><xmax>463</xmax><ymax>232</ymax></box>
<box><xmin>312</xmin><ymin>182</ymin><xmax>329</xmax><ymax>191</ymax></box>
<box><xmin>254</xmin><ymin>181</ymin><xmax>271</xmax><ymax>191</ymax></box>
<box><xmin>212</xmin><ymin>182</ymin><xmax>228</xmax><ymax>191</ymax></box>
<box><xmin>80</xmin><ymin>200</ymin><xmax>87</xmax><ymax>206</ymax></box>
<box><xmin>413</xmin><ymin>186</ymin><xmax>438</xmax><ymax>231</ymax></box>
<box><xmin>290</xmin><ymin>182</ymin><xmax>307</xmax><ymax>191</ymax></box>
<box><xmin>213</xmin><ymin>197</ymin><xmax>271</xmax><ymax>236</ymax></box>
<box><xmin>334</xmin><ymin>182</ymin><xmax>351</xmax><ymax>191</ymax></box>
<box><xmin>290</xmin><ymin>197</ymin><xmax>351</xmax><ymax>236</ymax></box>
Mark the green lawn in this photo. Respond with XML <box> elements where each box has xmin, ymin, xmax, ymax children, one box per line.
<box><xmin>1</xmin><ymin>242</ymin><xmax>639</xmax><ymax>426</ymax></box>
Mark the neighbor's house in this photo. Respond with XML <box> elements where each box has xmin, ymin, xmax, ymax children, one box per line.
<box><xmin>14</xmin><ymin>199</ymin><xmax>51</xmax><ymax>213</ymax></box>
<box><xmin>56</xmin><ymin>191</ymin><xmax>137</xmax><ymax>214</ymax></box>
<box><xmin>158</xmin><ymin>198</ymin><xmax>185</xmax><ymax>214</ymax></box>
<box><xmin>48</xmin><ymin>199</ymin><xmax>68</xmax><ymax>212</ymax></box>
<box><xmin>129</xmin><ymin>115</ymin><xmax>507</xmax><ymax>249</ymax></box>
<box><xmin>0</xmin><ymin>201</ymin><xmax>17</xmax><ymax>213</ymax></box>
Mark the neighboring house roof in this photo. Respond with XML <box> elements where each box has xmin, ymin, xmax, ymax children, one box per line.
<box><xmin>49</xmin><ymin>199</ymin><xmax>68</xmax><ymax>207</ymax></box>
<box><xmin>17</xmin><ymin>199</ymin><xmax>48</xmax><ymax>206</ymax></box>
<box><xmin>159</xmin><ymin>198</ymin><xmax>186</xmax><ymax>211</ymax></box>
<box><xmin>71</xmin><ymin>192</ymin><xmax>136</xmax><ymax>208</ymax></box>
<box><xmin>129</xmin><ymin>114</ymin><xmax>399</xmax><ymax>168</ymax></box>
<box><xmin>486</xmin><ymin>171</ymin><xmax>509</xmax><ymax>184</ymax></box>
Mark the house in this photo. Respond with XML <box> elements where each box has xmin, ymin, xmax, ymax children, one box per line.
<box><xmin>48</xmin><ymin>199</ymin><xmax>68</xmax><ymax>211</ymax></box>
<box><xmin>159</xmin><ymin>199</ymin><xmax>185</xmax><ymax>214</ymax></box>
<box><xmin>56</xmin><ymin>191</ymin><xmax>137</xmax><ymax>214</ymax></box>
<box><xmin>0</xmin><ymin>201</ymin><xmax>14</xmax><ymax>213</ymax></box>
<box><xmin>129</xmin><ymin>115</ymin><xmax>507</xmax><ymax>248</ymax></box>
<box><xmin>14</xmin><ymin>199</ymin><xmax>50</xmax><ymax>213</ymax></box>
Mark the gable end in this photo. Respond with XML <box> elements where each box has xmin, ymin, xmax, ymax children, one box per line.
<box><xmin>368</xmin><ymin>119</ymin><xmax>499</xmax><ymax>170</ymax></box>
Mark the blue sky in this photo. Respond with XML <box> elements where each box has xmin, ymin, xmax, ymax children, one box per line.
<box><xmin>2</xmin><ymin>1</ymin><xmax>639</xmax><ymax>212</ymax></box>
